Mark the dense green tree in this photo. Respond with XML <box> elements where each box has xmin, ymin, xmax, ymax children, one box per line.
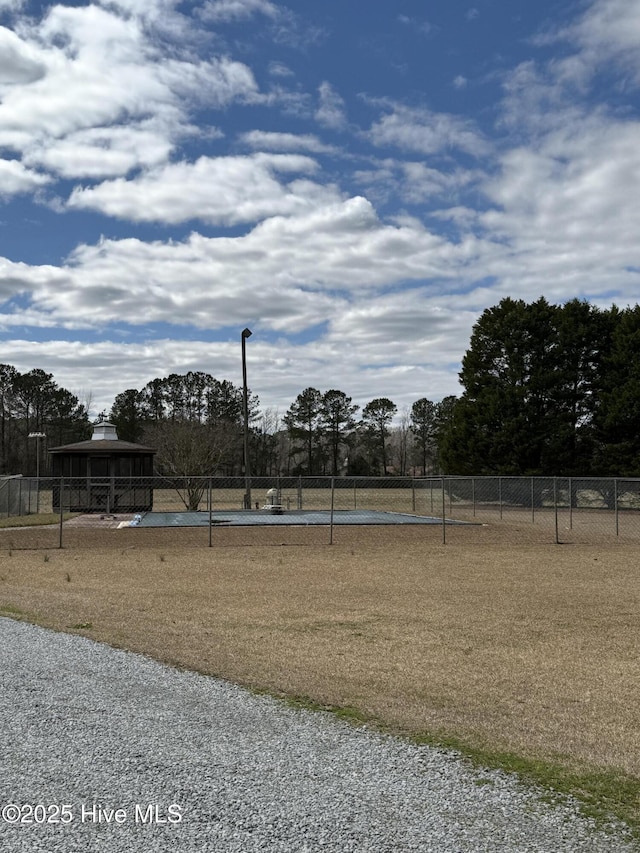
<box><xmin>140</xmin><ymin>378</ymin><xmax>166</xmax><ymax>422</ymax></box>
<box><xmin>410</xmin><ymin>398</ymin><xmax>437</xmax><ymax>474</ymax></box>
<box><xmin>283</xmin><ymin>387</ymin><xmax>324</xmax><ymax>474</ymax></box>
<box><xmin>321</xmin><ymin>390</ymin><xmax>359</xmax><ymax>475</ymax></box>
<box><xmin>447</xmin><ymin>297</ymin><xmax>557</xmax><ymax>473</ymax></box>
<box><xmin>13</xmin><ymin>369</ymin><xmax>59</xmax><ymax>434</ymax></box>
<box><xmin>437</xmin><ymin>297</ymin><xmax>625</xmax><ymax>476</ymax></box>
<box><xmin>0</xmin><ymin>364</ymin><xmax>18</xmax><ymax>474</ymax></box>
<box><xmin>361</xmin><ymin>398</ymin><xmax>397</xmax><ymax>475</ymax></box>
<box><xmin>593</xmin><ymin>305</ymin><xmax>640</xmax><ymax>474</ymax></box>
<box><xmin>110</xmin><ymin>389</ymin><xmax>147</xmax><ymax>443</ymax></box>
<box><xmin>431</xmin><ymin>396</ymin><xmax>459</xmax><ymax>474</ymax></box>
<box><xmin>540</xmin><ymin>299</ymin><xmax>612</xmax><ymax>474</ymax></box>
<box><xmin>47</xmin><ymin>388</ymin><xmax>89</xmax><ymax>447</ymax></box>
<box><xmin>0</xmin><ymin>365</ymin><xmax>89</xmax><ymax>474</ymax></box>
<box><xmin>206</xmin><ymin>378</ymin><xmax>245</xmax><ymax>426</ymax></box>
<box><xmin>115</xmin><ymin>373</ymin><xmax>251</xmax><ymax>475</ymax></box>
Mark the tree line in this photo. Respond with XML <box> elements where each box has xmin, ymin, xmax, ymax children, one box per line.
<box><xmin>0</xmin><ymin>365</ymin><xmax>89</xmax><ymax>475</ymax></box>
<box><xmin>109</xmin><ymin>374</ymin><xmax>455</xmax><ymax>478</ymax></box>
<box><xmin>438</xmin><ymin>297</ymin><xmax>640</xmax><ymax>476</ymax></box>
<box><xmin>0</xmin><ymin>363</ymin><xmax>453</xmax><ymax>478</ymax></box>
<box><xmin>2</xmin><ymin>296</ymin><xmax>639</xmax><ymax>478</ymax></box>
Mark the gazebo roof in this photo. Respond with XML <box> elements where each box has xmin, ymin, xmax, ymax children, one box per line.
<box><xmin>48</xmin><ymin>421</ymin><xmax>155</xmax><ymax>454</ymax></box>
<box><xmin>48</xmin><ymin>439</ymin><xmax>156</xmax><ymax>454</ymax></box>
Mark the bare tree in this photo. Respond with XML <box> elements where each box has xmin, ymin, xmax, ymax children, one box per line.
<box><xmin>144</xmin><ymin>420</ymin><xmax>236</xmax><ymax>510</ymax></box>
<box><xmin>389</xmin><ymin>407</ymin><xmax>411</xmax><ymax>475</ymax></box>
<box><xmin>253</xmin><ymin>408</ymin><xmax>282</xmax><ymax>476</ymax></box>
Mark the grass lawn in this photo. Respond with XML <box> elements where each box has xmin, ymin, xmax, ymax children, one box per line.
<box><xmin>0</xmin><ymin>522</ymin><xmax>638</xmax><ymax>832</ymax></box>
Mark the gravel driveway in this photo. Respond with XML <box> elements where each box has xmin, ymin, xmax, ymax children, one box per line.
<box><xmin>0</xmin><ymin>618</ymin><xmax>636</xmax><ymax>852</ymax></box>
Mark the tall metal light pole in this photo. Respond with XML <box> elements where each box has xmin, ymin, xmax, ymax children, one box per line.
<box><xmin>28</xmin><ymin>431</ymin><xmax>46</xmax><ymax>514</ymax></box>
<box><xmin>241</xmin><ymin>328</ymin><xmax>252</xmax><ymax>510</ymax></box>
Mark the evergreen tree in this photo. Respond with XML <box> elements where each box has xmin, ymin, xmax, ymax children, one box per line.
<box><xmin>283</xmin><ymin>387</ymin><xmax>323</xmax><ymax>474</ymax></box>
<box><xmin>321</xmin><ymin>390</ymin><xmax>359</xmax><ymax>475</ymax></box>
<box><xmin>439</xmin><ymin>297</ymin><xmax>605</xmax><ymax>474</ymax></box>
<box><xmin>410</xmin><ymin>398</ymin><xmax>437</xmax><ymax>475</ymax></box>
<box><xmin>361</xmin><ymin>398</ymin><xmax>397</xmax><ymax>475</ymax></box>
<box><xmin>110</xmin><ymin>389</ymin><xmax>147</xmax><ymax>443</ymax></box>
<box><xmin>0</xmin><ymin>364</ymin><xmax>18</xmax><ymax>474</ymax></box>
<box><xmin>593</xmin><ymin>305</ymin><xmax>640</xmax><ymax>474</ymax></box>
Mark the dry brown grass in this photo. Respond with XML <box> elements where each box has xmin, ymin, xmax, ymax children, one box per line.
<box><xmin>0</xmin><ymin>525</ymin><xmax>637</xmax><ymax>763</ymax></box>
<box><xmin>1</xmin><ymin>518</ymin><xmax>639</xmax><ymax>823</ymax></box>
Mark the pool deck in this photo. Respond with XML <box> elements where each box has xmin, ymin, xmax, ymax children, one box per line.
<box><xmin>136</xmin><ymin>509</ymin><xmax>472</xmax><ymax>528</ymax></box>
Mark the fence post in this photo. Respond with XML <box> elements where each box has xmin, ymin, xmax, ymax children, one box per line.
<box><xmin>472</xmin><ymin>477</ymin><xmax>476</xmax><ymax>517</ymax></box>
<box><xmin>208</xmin><ymin>477</ymin><xmax>213</xmax><ymax>548</ymax></box>
<box><xmin>298</xmin><ymin>475</ymin><xmax>302</xmax><ymax>510</ymax></box>
<box><xmin>412</xmin><ymin>477</ymin><xmax>416</xmax><ymax>513</ymax></box>
<box><xmin>58</xmin><ymin>477</ymin><xmax>64</xmax><ymax>549</ymax></box>
<box><xmin>441</xmin><ymin>476</ymin><xmax>446</xmax><ymax>545</ymax></box>
<box><xmin>329</xmin><ymin>477</ymin><xmax>335</xmax><ymax>545</ymax></box>
<box><xmin>499</xmin><ymin>477</ymin><xmax>503</xmax><ymax>520</ymax></box>
<box><xmin>569</xmin><ymin>476</ymin><xmax>573</xmax><ymax>530</ymax></box>
<box><xmin>553</xmin><ymin>477</ymin><xmax>559</xmax><ymax>545</ymax></box>
<box><xmin>531</xmin><ymin>477</ymin><xmax>535</xmax><ymax>524</ymax></box>
<box><xmin>615</xmin><ymin>478</ymin><xmax>619</xmax><ymax>536</ymax></box>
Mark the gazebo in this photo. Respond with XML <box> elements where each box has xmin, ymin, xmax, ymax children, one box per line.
<box><xmin>49</xmin><ymin>422</ymin><xmax>156</xmax><ymax>513</ymax></box>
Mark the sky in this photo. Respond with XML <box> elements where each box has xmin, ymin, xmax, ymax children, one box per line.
<box><xmin>1</xmin><ymin>0</ymin><xmax>640</xmax><ymax>421</ymax></box>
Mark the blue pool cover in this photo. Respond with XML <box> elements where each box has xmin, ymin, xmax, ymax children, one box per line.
<box><xmin>136</xmin><ymin>509</ymin><xmax>471</xmax><ymax>527</ymax></box>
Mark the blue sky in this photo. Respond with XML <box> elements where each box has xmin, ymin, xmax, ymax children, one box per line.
<box><xmin>1</xmin><ymin>0</ymin><xmax>640</xmax><ymax>419</ymax></box>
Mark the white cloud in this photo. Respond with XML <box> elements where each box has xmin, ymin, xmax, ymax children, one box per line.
<box><xmin>481</xmin><ymin>118</ymin><xmax>640</xmax><ymax>291</ymax></box>
<box><xmin>353</xmin><ymin>159</ymin><xmax>479</xmax><ymax>207</ymax></box>
<box><xmin>2</xmin><ymin>0</ymin><xmax>640</xmax><ymax>419</ymax></box>
<box><xmin>157</xmin><ymin>57</ymin><xmax>258</xmax><ymax>107</ymax></box>
<box><xmin>200</xmin><ymin>0</ymin><xmax>279</xmax><ymax>23</ymax></box>
<box><xmin>485</xmin><ymin>0</ymin><xmax>640</xmax><ymax>307</ymax></box>
<box><xmin>239</xmin><ymin>130</ymin><xmax>335</xmax><ymax>154</ymax></box>
<box><xmin>0</xmin><ymin>0</ymin><xmax>25</xmax><ymax>11</ymax></box>
<box><xmin>0</xmin><ymin>158</ymin><xmax>49</xmax><ymax>197</ymax></box>
<box><xmin>315</xmin><ymin>81</ymin><xmax>347</xmax><ymax>130</ymax></box>
<box><xmin>67</xmin><ymin>153</ymin><xmax>342</xmax><ymax>225</ymax></box>
<box><xmin>0</xmin><ymin>25</ymin><xmax>45</xmax><ymax>84</ymax></box>
<box><xmin>327</xmin><ymin>293</ymin><xmax>475</xmax><ymax>365</ymax></box>
<box><xmin>0</xmin><ymin>4</ymin><xmax>257</xmax><ymax>159</ymax></box>
<box><xmin>267</xmin><ymin>60</ymin><xmax>294</xmax><ymax>78</ymax></box>
<box><xmin>367</xmin><ymin>102</ymin><xmax>490</xmax><ymax>158</ymax></box>
<box><xmin>569</xmin><ymin>0</ymin><xmax>640</xmax><ymax>83</ymax></box>
<box><xmin>0</xmin><ymin>196</ymin><xmax>488</xmax><ymax>340</ymax></box>
<box><xmin>0</xmin><ymin>332</ymin><xmax>461</xmax><ymax>417</ymax></box>
<box><xmin>23</xmin><ymin>122</ymin><xmax>177</xmax><ymax>178</ymax></box>
<box><xmin>524</xmin><ymin>0</ymin><xmax>640</xmax><ymax>98</ymax></box>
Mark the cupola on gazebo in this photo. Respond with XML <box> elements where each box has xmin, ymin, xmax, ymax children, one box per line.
<box><xmin>49</xmin><ymin>421</ymin><xmax>156</xmax><ymax>513</ymax></box>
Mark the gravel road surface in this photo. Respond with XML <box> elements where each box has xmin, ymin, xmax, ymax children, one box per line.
<box><xmin>0</xmin><ymin>618</ymin><xmax>636</xmax><ymax>852</ymax></box>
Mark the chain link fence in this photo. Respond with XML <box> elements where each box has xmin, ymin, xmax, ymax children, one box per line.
<box><xmin>0</xmin><ymin>475</ymin><xmax>638</xmax><ymax>549</ymax></box>
<box><xmin>0</xmin><ymin>476</ymin><xmax>41</xmax><ymax>517</ymax></box>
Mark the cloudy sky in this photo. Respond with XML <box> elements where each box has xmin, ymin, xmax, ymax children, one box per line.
<box><xmin>1</xmin><ymin>0</ymin><xmax>639</xmax><ymax>418</ymax></box>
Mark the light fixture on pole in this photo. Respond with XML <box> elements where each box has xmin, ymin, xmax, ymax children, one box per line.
<box><xmin>28</xmin><ymin>431</ymin><xmax>46</xmax><ymax>513</ymax></box>
<box><xmin>241</xmin><ymin>327</ymin><xmax>252</xmax><ymax>510</ymax></box>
